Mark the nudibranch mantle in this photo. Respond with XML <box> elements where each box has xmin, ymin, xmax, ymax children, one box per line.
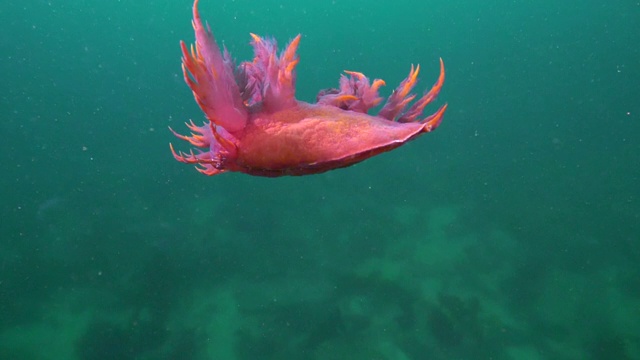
<box><xmin>170</xmin><ymin>0</ymin><xmax>447</xmax><ymax>177</ymax></box>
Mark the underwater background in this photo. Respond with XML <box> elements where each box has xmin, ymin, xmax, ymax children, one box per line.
<box><xmin>1</xmin><ymin>0</ymin><xmax>639</xmax><ymax>359</ymax></box>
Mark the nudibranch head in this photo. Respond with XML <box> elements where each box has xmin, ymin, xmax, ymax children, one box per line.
<box><xmin>170</xmin><ymin>0</ymin><xmax>447</xmax><ymax>177</ymax></box>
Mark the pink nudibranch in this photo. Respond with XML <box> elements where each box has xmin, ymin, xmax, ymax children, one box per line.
<box><xmin>170</xmin><ymin>0</ymin><xmax>447</xmax><ymax>177</ymax></box>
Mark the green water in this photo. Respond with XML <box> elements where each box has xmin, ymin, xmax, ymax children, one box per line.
<box><xmin>1</xmin><ymin>0</ymin><xmax>639</xmax><ymax>359</ymax></box>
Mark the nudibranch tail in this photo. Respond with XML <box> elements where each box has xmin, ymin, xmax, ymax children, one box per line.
<box><xmin>376</xmin><ymin>58</ymin><xmax>446</xmax><ymax>131</ymax></box>
<box><xmin>421</xmin><ymin>102</ymin><xmax>448</xmax><ymax>133</ymax></box>
<box><xmin>397</xmin><ymin>58</ymin><xmax>446</xmax><ymax>124</ymax></box>
<box><xmin>182</xmin><ymin>0</ymin><xmax>248</xmax><ymax>132</ymax></box>
<box><xmin>316</xmin><ymin>58</ymin><xmax>447</xmax><ymax>132</ymax></box>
